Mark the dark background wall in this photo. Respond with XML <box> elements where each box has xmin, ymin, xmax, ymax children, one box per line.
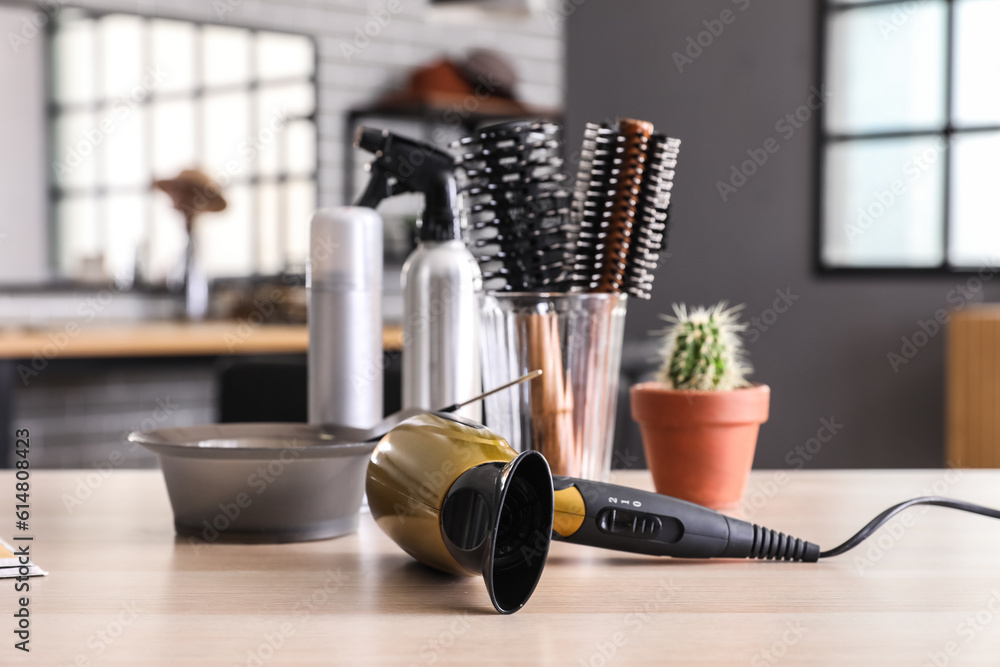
<box><xmin>567</xmin><ymin>0</ymin><xmax>1000</xmax><ymax>468</ymax></box>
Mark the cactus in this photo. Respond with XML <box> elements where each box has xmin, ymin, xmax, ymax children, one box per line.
<box><xmin>655</xmin><ymin>302</ymin><xmax>751</xmax><ymax>391</ymax></box>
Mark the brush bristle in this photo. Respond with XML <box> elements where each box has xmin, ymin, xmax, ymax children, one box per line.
<box><xmin>565</xmin><ymin>122</ymin><xmax>622</xmax><ymax>292</ymax></box>
<box><xmin>454</xmin><ymin>120</ymin><xmax>571</xmax><ymax>292</ymax></box>
<box><xmin>624</xmin><ymin>134</ymin><xmax>680</xmax><ymax>299</ymax></box>
<box><xmin>454</xmin><ymin>118</ymin><xmax>680</xmax><ymax>297</ymax></box>
<box><xmin>595</xmin><ymin>119</ymin><xmax>654</xmax><ymax>293</ymax></box>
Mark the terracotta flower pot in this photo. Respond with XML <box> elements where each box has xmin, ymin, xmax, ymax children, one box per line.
<box><xmin>630</xmin><ymin>382</ymin><xmax>770</xmax><ymax>510</ymax></box>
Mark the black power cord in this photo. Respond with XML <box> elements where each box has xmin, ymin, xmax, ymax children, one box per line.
<box><xmin>819</xmin><ymin>496</ymin><xmax>1000</xmax><ymax>559</ymax></box>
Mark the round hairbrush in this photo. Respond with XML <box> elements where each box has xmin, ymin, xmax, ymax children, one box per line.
<box><xmin>455</xmin><ymin>120</ymin><xmax>571</xmax><ymax>291</ymax></box>
<box><xmin>595</xmin><ymin>118</ymin><xmax>654</xmax><ymax>293</ymax></box>
<box><xmin>566</xmin><ymin>122</ymin><xmax>623</xmax><ymax>292</ymax></box>
<box><xmin>624</xmin><ymin>134</ymin><xmax>680</xmax><ymax>299</ymax></box>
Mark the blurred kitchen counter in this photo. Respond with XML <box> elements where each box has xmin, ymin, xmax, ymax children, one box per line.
<box><xmin>0</xmin><ymin>321</ymin><xmax>404</xmax><ymax>358</ymax></box>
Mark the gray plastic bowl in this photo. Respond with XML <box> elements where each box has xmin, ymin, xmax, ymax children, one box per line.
<box><xmin>129</xmin><ymin>423</ymin><xmax>376</xmax><ymax>543</ymax></box>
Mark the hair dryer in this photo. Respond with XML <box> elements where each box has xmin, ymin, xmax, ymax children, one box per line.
<box><xmin>366</xmin><ymin>412</ymin><xmax>821</xmax><ymax>614</ymax></box>
<box><xmin>368</xmin><ymin>414</ymin><xmax>1000</xmax><ymax>614</ymax></box>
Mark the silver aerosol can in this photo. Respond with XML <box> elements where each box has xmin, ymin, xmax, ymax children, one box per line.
<box><xmin>307</xmin><ymin>207</ymin><xmax>383</xmax><ymax>428</ymax></box>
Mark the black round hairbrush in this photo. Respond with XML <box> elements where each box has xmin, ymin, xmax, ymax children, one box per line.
<box><xmin>454</xmin><ymin>120</ymin><xmax>571</xmax><ymax>292</ymax></box>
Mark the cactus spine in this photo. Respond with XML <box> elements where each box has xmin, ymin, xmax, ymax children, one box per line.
<box><xmin>656</xmin><ymin>302</ymin><xmax>750</xmax><ymax>391</ymax></box>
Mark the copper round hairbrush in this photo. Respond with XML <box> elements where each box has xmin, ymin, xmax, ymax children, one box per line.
<box><xmin>595</xmin><ymin>118</ymin><xmax>653</xmax><ymax>293</ymax></box>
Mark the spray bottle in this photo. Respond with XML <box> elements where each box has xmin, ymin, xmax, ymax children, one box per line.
<box><xmin>355</xmin><ymin>127</ymin><xmax>482</xmax><ymax>422</ymax></box>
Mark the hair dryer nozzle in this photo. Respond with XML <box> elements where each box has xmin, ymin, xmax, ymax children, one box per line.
<box><xmin>366</xmin><ymin>413</ymin><xmax>553</xmax><ymax>614</ymax></box>
<box><xmin>441</xmin><ymin>451</ymin><xmax>554</xmax><ymax>614</ymax></box>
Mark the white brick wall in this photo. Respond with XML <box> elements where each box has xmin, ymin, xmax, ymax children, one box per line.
<box><xmin>65</xmin><ymin>0</ymin><xmax>566</xmax><ymax>207</ymax></box>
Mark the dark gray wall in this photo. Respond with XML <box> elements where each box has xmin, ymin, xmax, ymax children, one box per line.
<box><xmin>567</xmin><ymin>0</ymin><xmax>1000</xmax><ymax>468</ymax></box>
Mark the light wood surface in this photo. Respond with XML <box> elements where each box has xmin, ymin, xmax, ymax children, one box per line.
<box><xmin>948</xmin><ymin>306</ymin><xmax>1000</xmax><ymax>467</ymax></box>
<box><xmin>3</xmin><ymin>469</ymin><xmax>1000</xmax><ymax>665</ymax></box>
<box><xmin>0</xmin><ymin>322</ymin><xmax>404</xmax><ymax>358</ymax></box>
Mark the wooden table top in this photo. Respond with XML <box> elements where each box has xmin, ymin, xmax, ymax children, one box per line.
<box><xmin>0</xmin><ymin>322</ymin><xmax>404</xmax><ymax>358</ymax></box>
<box><xmin>3</xmin><ymin>469</ymin><xmax>1000</xmax><ymax>665</ymax></box>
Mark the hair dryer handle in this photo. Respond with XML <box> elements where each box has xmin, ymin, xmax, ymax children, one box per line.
<box><xmin>551</xmin><ymin>477</ymin><xmax>819</xmax><ymax>562</ymax></box>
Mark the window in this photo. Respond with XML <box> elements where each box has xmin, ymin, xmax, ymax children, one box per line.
<box><xmin>819</xmin><ymin>0</ymin><xmax>1000</xmax><ymax>271</ymax></box>
<box><xmin>49</xmin><ymin>11</ymin><xmax>317</xmax><ymax>284</ymax></box>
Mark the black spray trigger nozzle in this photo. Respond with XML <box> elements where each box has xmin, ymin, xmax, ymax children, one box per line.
<box><xmin>356</xmin><ymin>126</ymin><xmax>388</xmax><ymax>155</ymax></box>
<box><xmin>353</xmin><ymin>126</ymin><xmax>462</xmax><ymax>241</ymax></box>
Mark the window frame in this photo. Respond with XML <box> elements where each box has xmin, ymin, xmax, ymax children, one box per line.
<box><xmin>44</xmin><ymin>9</ymin><xmax>320</xmax><ymax>282</ymax></box>
<box><xmin>815</xmin><ymin>0</ymin><xmax>1000</xmax><ymax>275</ymax></box>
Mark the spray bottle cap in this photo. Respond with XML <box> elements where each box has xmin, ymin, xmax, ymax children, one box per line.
<box><xmin>354</xmin><ymin>127</ymin><xmax>463</xmax><ymax>242</ymax></box>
